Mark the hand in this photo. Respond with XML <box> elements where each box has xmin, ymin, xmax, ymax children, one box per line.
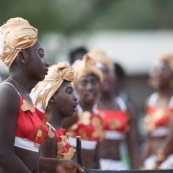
<box><xmin>56</xmin><ymin>159</ymin><xmax>84</xmax><ymax>173</ymax></box>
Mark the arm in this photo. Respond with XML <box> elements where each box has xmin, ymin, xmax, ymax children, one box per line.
<box><xmin>39</xmin><ymin>157</ymin><xmax>84</xmax><ymax>173</ymax></box>
<box><xmin>141</xmin><ymin>97</ymin><xmax>152</xmax><ymax>165</ymax></box>
<box><xmin>126</xmin><ymin>103</ymin><xmax>139</xmax><ymax>169</ymax></box>
<box><xmin>39</xmin><ymin>137</ymin><xmax>57</xmax><ymax>173</ymax></box>
<box><xmin>141</xmin><ymin>134</ymin><xmax>152</xmax><ymax>163</ymax></box>
<box><xmin>39</xmin><ymin>137</ymin><xmax>57</xmax><ymax>158</ymax></box>
<box><xmin>93</xmin><ymin>142</ymin><xmax>100</xmax><ymax>169</ymax></box>
<box><xmin>39</xmin><ymin>123</ymin><xmax>84</xmax><ymax>173</ymax></box>
<box><xmin>0</xmin><ymin>85</ymin><xmax>31</xmax><ymax>173</ymax></box>
<box><xmin>152</xmin><ymin>116</ymin><xmax>173</xmax><ymax>169</ymax></box>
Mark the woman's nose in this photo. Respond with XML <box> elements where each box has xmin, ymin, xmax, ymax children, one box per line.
<box><xmin>86</xmin><ymin>83</ymin><xmax>93</xmax><ymax>90</ymax></box>
<box><xmin>73</xmin><ymin>92</ymin><xmax>79</xmax><ymax>103</ymax></box>
<box><xmin>44</xmin><ymin>58</ymin><xmax>49</xmax><ymax>67</ymax></box>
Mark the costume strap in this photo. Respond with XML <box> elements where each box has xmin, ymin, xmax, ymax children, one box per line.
<box><xmin>0</xmin><ymin>81</ymin><xmax>20</xmax><ymax>95</ymax></box>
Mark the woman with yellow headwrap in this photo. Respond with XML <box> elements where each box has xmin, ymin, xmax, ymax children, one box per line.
<box><xmin>63</xmin><ymin>55</ymin><xmax>105</xmax><ymax>169</ymax></box>
<box><xmin>0</xmin><ymin>17</ymin><xmax>83</xmax><ymax>173</ymax></box>
<box><xmin>31</xmin><ymin>62</ymin><xmax>77</xmax><ymax>161</ymax></box>
<box><xmin>88</xmin><ymin>49</ymin><xmax>139</xmax><ymax>170</ymax></box>
<box><xmin>142</xmin><ymin>53</ymin><xmax>173</xmax><ymax>170</ymax></box>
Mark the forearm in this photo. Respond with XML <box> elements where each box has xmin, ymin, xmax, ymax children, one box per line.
<box><xmin>128</xmin><ymin>144</ymin><xmax>139</xmax><ymax>169</ymax></box>
<box><xmin>127</xmin><ymin>126</ymin><xmax>139</xmax><ymax>168</ymax></box>
<box><xmin>142</xmin><ymin>140</ymin><xmax>152</xmax><ymax>163</ymax></box>
<box><xmin>39</xmin><ymin>157</ymin><xmax>57</xmax><ymax>173</ymax></box>
<box><xmin>152</xmin><ymin>135</ymin><xmax>173</xmax><ymax>169</ymax></box>
<box><xmin>39</xmin><ymin>157</ymin><xmax>84</xmax><ymax>173</ymax></box>
<box><xmin>152</xmin><ymin>119</ymin><xmax>173</xmax><ymax>169</ymax></box>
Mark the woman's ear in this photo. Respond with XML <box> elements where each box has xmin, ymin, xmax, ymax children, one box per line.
<box><xmin>17</xmin><ymin>50</ymin><xmax>27</xmax><ymax>66</ymax></box>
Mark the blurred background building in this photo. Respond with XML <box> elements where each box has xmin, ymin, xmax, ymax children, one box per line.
<box><xmin>1</xmin><ymin>0</ymin><xmax>173</xmax><ymax>140</ymax></box>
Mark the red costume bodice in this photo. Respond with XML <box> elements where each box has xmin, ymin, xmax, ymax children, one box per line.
<box><xmin>55</xmin><ymin>129</ymin><xmax>75</xmax><ymax>160</ymax></box>
<box><xmin>68</xmin><ymin>111</ymin><xmax>105</xmax><ymax>141</ymax></box>
<box><xmin>144</xmin><ymin>106</ymin><xmax>173</xmax><ymax>131</ymax></box>
<box><xmin>98</xmin><ymin>109</ymin><xmax>129</xmax><ymax>132</ymax></box>
<box><xmin>16</xmin><ymin>96</ymin><xmax>49</xmax><ymax>146</ymax></box>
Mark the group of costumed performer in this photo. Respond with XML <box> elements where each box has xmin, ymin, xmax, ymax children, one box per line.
<box><xmin>0</xmin><ymin>17</ymin><xmax>83</xmax><ymax>173</ymax></box>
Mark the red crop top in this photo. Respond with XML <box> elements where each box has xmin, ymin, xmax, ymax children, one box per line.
<box><xmin>144</xmin><ymin>107</ymin><xmax>173</xmax><ymax>131</ymax></box>
<box><xmin>16</xmin><ymin>96</ymin><xmax>49</xmax><ymax>146</ymax></box>
<box><xmin>55</xmin><ymin>129</ymin><xmax>75</xmax><ymax>160</ymax></box>
<box><xmin>67</xmin><ymin>111</ymin><xmax>105</xmax><ymax>141</ymax></box>
<box><xmin>98</xmin><ymin>109</ymin><xmax>129</xmax><ymax>132</ymax></box>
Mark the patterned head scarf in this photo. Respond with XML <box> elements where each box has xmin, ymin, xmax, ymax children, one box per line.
<box><xmin>0</xmin><ymin>17</ymin><xmax>38</xmax><ymax>68</ymax></box>
<box><xmin>72</xmin><ymin>54</ymin><xmax>103</xmax><ymax>87</ymax></box>
<box><xmin>88</xmin><ymin>49</ymin><xmax>114</xmax><ymax>69</ymax></box>
<box><xmin>32</xmin><ymin>62</ymin><xmax>74</xmax><ymax>110</ymax></box>
<box><xmin>154</xmin><ymin>53</ymin><xmax>173</xmax><ymax>72</ymax></box>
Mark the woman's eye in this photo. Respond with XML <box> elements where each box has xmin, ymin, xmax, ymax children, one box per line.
<box><xmin>39</xmin><ymin>52</ymin><xmax>44</xmax><ymax>57</ymax></box>
<box><xmin>80</xmin><ymin>81</ymin><xmax>86</xmax><ymax>86</ymax></box>
<box><xmin>38</xmin><ymin>49</ymin><xmax>44</xmax><ymax>57</ymax></box>
<box><xmin>91</xmin><ymin>80</ymin><xmax>97</xmax><ymax>85</ymax></box>
<box><xmin>65</xmin><ymin>88</ymin><xmax>73</xmax><ymax>94</ymax></box>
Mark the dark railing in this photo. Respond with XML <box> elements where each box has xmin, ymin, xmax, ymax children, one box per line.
<box><xmin>85</xmin><ymin>169</ymin><xmax>172</xmax><ymax>173</ymax></box>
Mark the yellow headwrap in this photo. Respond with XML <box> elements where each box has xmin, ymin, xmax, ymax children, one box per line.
<box><xmin>155</xmin><ymin>53</ymin><xmax>173</xmax><ymax>71</ymax></box>
<box><xmin>0</xmin><ymin>17</ymin><xmax>38</xmax><ymax>68</ymax></box>
<box><xmin>72</xmin><ymin>54</ymin><xmax>103</xmax><ymax>87</ymax></box>
<box><xmin>88</xmin><ymin>49</ymin><xmax>114</xmax><ymax>69</ymax></box>
<box><xmin>32</xmin><ymin>62</ymin><xmax>74</xmax><ymax>110</ymax></box>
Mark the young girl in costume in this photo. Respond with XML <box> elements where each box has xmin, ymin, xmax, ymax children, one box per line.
<box><xmin>88</xmin><ymin>49</ymin><xmax>139</xmax><ymax>170</ymax></box>
<box><xmin>31</xmin><ymin>62</ymin><xmax>77</xmax><ymax>163</ymax></box>
<box><xmin>143</xmin><ymin>53</ymin><xmax>173</xmax><ymax>169</ymax></box>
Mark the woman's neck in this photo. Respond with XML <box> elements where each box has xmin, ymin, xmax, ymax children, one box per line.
<box><xmin>79</xmin><ymin>101</ymin><xmax>94</xmax><ymax>113</ymax></box>
<box><xmin>100</xmin><ymin>90</ymin><xmax>115</xmax><ymax>101</ymax></box>
<box><xmin>46</xmin><ymin>109</ymin><xmax>62</xmax><ymax>129</ymax></box>
<box><xmin>8</xmin><ymin>73</ymin><xmax>34</xmax><ymax>93</ymax></box>
<box><xmin>98</xmin><ymin>91</ymin><xmax>120</xmax><ymax>110</ymax></box>
<box><xmin>157</xmin><ymin>87</ymin><xmax>173</xmax><ymax>97</ymax></box>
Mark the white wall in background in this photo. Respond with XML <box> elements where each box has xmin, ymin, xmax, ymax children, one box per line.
<box><xmin>69</xmin><ymin>31</ymin><xmax>173</xmax><ymax>75</ymax></box>
<box><xmin>41</xmin><ymin>31</ymin><xmax>173</xmax><ymax>75</ymax></box>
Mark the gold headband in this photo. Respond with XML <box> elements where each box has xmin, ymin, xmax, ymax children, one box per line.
<box><xmin>155</xmin><ymin>53</ymin><xmax>173</xmax><ymax>71</ymax></box>
<box><xmin>72</xmin><ymin>54</ymin><xmax>103</xmax><ymax>87</ymax></box>
<box><xmin>0</xmin><ymin>17</ymin><xmax>38</xmax><ymax>68</ymax></box>
<box><xmin>88</xmin><ymin>49</ymin><xmax>114</xmax><ymax>69</ymax></box>
<box><xmin>32</xmin><ymin>62</ymin><xmax>74</xmax><ymax>110</ymax></box>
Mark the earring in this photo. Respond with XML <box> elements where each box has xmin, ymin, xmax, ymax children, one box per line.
<box><xmin>22</xmin><ymin>60</ymin><xmax>26</xmax><ymax>65</ymax></box>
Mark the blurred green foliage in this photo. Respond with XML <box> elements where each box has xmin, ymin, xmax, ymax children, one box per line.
<box><xmin>1</xmin><ymin>0</ymin><xmax>173</xmax><ymax>35</ymax></box>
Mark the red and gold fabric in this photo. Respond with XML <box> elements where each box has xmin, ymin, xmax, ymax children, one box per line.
<box><xmin>33</xmin><ymin>62</ymin><xmax>74</xmax><ymax>110</ymax></box>
<box><xmin>55</xmin><ymin>129</ymin><xmax>75</xmax><ymax>160</ymax></box>
<box><xmin>0</xmin><ymin>17</ymin><xmax>38</xmax><ymax>68</ymax></box>
<box><xmin>16</xmin><ymin>96</ymin><xmax>51</xmax><ymax>147</ymax></box>
<box><xmin>144</xmin><ymin>107</ymin><xmax>173</xmax><ymax>132</ymax></box>
<box><xmin>98</xmin><ymin>109</ymin><xmax>129</xmax><ymax>132</ymax></box>
<box><xmin>72</xmin><ymin>55</ymin><xmax>103</xmax><ymax>87</ymax></box>
<box><xmin>68</xmin><ymin>111</ymin><xmax>105</xmax><ymax>141</ymax></box>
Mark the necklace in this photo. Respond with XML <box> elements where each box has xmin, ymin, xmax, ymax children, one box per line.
<box><xmin>8</xmin><ymin>78</ymin><xmax>30</xmax><ymax>94</ymax></box>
